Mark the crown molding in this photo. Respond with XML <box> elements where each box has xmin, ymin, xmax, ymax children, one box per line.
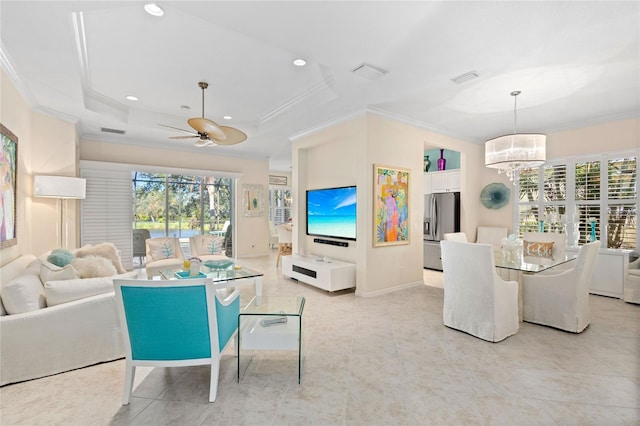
<box><xmin>0</xmin><ymin>42</ymin><xmax>38</xmax><ymax>109</ymax></box>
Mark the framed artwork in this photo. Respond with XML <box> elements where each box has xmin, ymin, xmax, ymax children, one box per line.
<box><xmin>242</xmin><ymin>184</ymin><xmax>264</xmax><ymax>217</ymax></box>
<box><xmin>373</xmin><ymin>164</ymin><xmax>410</xmax><ymax>247</ymax></box>
<box><xmin>1</xmin><ymin>124</ymin><xmax>18</xmax><ymax>248</ymax></box>
<box><xmin>269</xmin><ymin>175</ymin><xmax>287</xmax><ymax>186</ymax></box>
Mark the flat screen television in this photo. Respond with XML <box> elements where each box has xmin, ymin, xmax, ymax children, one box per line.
<box><xmin>306</xmin><ymin>185</ymin><xmax>357</xmax><ymax>241</ymax></box>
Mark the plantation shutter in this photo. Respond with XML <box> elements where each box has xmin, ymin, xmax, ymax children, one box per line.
<box><xmin>516</xmin><ymin>151</ymin><xmax>638</xmax><ymax>249</ymax></box>
<box><xmin>541</xmin><ymin>164</ymin><xmax>567</xmax><ymax>232</ymax></box>
<box><xmin>80</xmin><ymin>165</ymin><xmax>133</xmax><ymax>270</ymax></box>
<box><xmin>516</xmin><ymin>168</ymin><xmax>540</xmax><ymax>236</ymax></box>
<box><xmin>607</xmin><ymin>156</ymin><xmax>637</xmax><ymax>248</ymax></box>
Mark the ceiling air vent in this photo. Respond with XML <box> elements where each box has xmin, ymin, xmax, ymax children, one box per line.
<box><xmin>101</xmin><ymin>127</ymin><xmax>125</xmax><ymax>135</ymax></box>
<box><xmin>451</xmin><ymin>71</ymin><xmax>479</xmax><ymax>84</ymax></box>
<box><xmin>352</xmin><ymin>63</ymin><xmax>388</xmax><ymax>80</ymax></box>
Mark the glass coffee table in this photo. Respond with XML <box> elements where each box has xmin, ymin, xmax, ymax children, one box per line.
<box><xmin>159</xmin><ymin>263</ymin><xmax>263</xmax><ymax>303</ymax></box>
<box><xmin>238</xmin><ymin>296</ymin><xmax>305</xmax><ymax>384</ymax></box>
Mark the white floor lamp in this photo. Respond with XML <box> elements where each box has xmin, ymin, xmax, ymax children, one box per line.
<box><xmin>34</xmin><ymin>175</ymin><xmax>86</xmax><ymax>248</ymax></box>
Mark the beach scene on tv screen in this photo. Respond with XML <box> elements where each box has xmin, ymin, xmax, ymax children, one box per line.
<box><xmin>307</xmin><ymin>187</ymin><xmax>356</xmax><ymax>240</ymax></box>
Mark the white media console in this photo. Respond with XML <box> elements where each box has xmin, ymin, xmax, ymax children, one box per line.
<box><xmin>282</xmin><ymin>255</ymin><xmax>356</xmax><ymax>292</ymax></box>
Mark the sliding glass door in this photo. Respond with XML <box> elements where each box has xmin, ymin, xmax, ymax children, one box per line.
<box><xmin>132</xmin><ymin>173</ymin><xmax>234</xmax><ymax>256</ymax></box>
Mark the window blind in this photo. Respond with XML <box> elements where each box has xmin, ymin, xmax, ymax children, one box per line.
<box><xmin>80</xmin><ymin>167</ymin><xmax>133</xmax><ymax>270</ymax></box>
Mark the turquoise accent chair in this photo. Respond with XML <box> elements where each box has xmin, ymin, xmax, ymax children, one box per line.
<box><xmin>114</xmin><ymin>278</ymin><xmax>240</xmax><ymax>404</ymax></box>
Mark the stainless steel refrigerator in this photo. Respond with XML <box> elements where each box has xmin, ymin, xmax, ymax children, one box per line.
<box><xmin>423</xmin><ymin>192</ymin><xmax>460</xmax><ymax>270</ymax></box>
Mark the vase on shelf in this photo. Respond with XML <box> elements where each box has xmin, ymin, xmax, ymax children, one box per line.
<box><xmin>538</xmin><ymin>220</ymin><xmax>545</xmax><ymax>233</ymax></box>
<box><xmin>424</xmin><ymin>156</ymin><xmax>431</xmax><ymax>172</ymax></box>
<box><xmin>437</xmin><ymin>149</ymin><xmax>446</xmax><ymax>171</ymax></box>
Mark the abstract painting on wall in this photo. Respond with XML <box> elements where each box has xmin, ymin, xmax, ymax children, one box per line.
<box><xmin>373</xmin><ymin>164</ymin><xmax>410</xmax><ymax>247</ymax></box>
<box><xmin>1</xmin><ymin>124</ymin><xmax>18</xmax><ymax>248</ymax></box>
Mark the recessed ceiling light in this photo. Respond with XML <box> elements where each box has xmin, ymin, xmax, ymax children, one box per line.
<box><xmin>180</xmin><ymin>105</ymin><xmax>190</xmax><ymax>111</ymax></box>
<box><xmin>125</xmin><ymin>95</ymin><xmax>138</xmax><ymax>101</ymax></box>
<box><xmin>293</xmin><ymin>58</ymin><xmax>307</xmax><ymax>67</ymax></box>
<box><xmin>144</xmin><ymin>3</ymin><xmax>164</xmax><ymax>17</ymax></box>
<box><xmin>223</xmin><ymin>115</ymin><xmax>232</xmax><ymax>120</ymax></box>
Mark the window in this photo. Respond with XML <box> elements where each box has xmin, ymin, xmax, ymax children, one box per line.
<box><xmin>132</xmin><ymin>173</ymin><xmax>234</xmax><ymax>255</ymax></box>
<box><xmin>516</xmin><ymin>151</ymin><xmax>638</xmax><ymax>249</ymax></box>
<box><xmin>269</xmin><ymin>188</ymin><xmax>292</xmax><ymax>225</ymax></box>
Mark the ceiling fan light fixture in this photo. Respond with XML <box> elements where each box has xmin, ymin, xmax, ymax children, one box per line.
<box><xmin>160</xmin><ymin>81</ymin><xmax>247</xmax><ymax>147</ymax></box>
<box><xmin>144</xmin><ymin>3</ymin><xmax>164</xmax><ymax>17</ymax></box>
<box><xmin>485</xmin><ymin>91</ymin><xmax>546</xmax><ymax>182</ymax></box>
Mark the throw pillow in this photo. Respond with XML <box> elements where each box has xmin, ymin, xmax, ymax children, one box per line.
<box><xmin>71</xmin><ymin>255</ymin><xmax>118</xmax><ymax>278</ymax></box>
<box><xmin>202</xmin><ymin>236</ymin><xmax>225</xmax><ymax>255</ymax></box>
<box><xmin>75</xmin><ymin>242</ymin><xmax>126</xmax><ymax>274</ymax></box>
<box><xmin>39</xmin><ymin>261</ymin><xmax>80</xmax><ymax>284</ymax></box>
<box><xmin>47</xmin><ymin>249</ymin><xmax>75</xmax><ymax>267</ymax></box>
<box><xmin>45</xmin><ymin>270</ymin><xmax>139</xmax><ymax>306</ymax></box>
<box><xmin>523</xmin><ymin>240</ymin><xmax>554</xmax><ymax>258</ymax></box>
<box><xmin>147</xmin><ymin>238</ymin><xmax>178</xmax><ymax>261</ymax></box>
<box><xmin>1</xmin><ymin>272</ymin><xmax>46</xmax><ymax>314</ymax></box>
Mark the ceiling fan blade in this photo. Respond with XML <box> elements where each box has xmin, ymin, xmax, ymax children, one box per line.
<box><xmin>188</xmin><ymin>117</ymin><xmax>226</xmax><ymax>140</ymax></box>
<box><xmin>212</xmin><ymin>126</ymin><xmax>248</xmax><ymax>145</ymax></box>
<box><xmin>158</xmin><ymin>123</ymin><xmax>198</xmax><ymax>135</ymax></box>
<box><xmin>169</xmin><ymin>135</ymin><xmax>198</xmax><ymax>139</ymax></box>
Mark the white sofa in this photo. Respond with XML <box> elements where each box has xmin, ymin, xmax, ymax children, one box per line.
<box><xmin>0</xmin><ymin>252</ymin><xmax>136</xmax><ymax>386</ymax></box>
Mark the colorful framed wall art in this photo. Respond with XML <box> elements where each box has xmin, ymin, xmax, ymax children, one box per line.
<box><xmin>1</xmin><ymin>124</ymin><xmax>18</xmax><ymax>248</ymax></box>
<box><xmin>373</xmin><ymin>164</ymin><xmax>410</xmax><ymax>247</ymax></box>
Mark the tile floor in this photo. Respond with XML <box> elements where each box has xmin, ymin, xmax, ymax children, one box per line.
<box><xmin>1</xmin><ymin>252</ymin><xmax>639</xmax><ymax>425</ymax></box>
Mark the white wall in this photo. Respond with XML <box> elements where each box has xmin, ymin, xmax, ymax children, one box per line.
<box><xmin>292</xmin><ymin>112</ymin><xmax>482</xmax><ymax>296</ymax></box>
<box><xmin>0</xmin><ymin>69</ymin><xmax>79</xmax><ymax>265</ymax></box>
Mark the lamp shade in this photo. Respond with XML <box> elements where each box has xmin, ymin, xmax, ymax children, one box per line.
<box><xmin>485</xmin><ymin>134</ymin><xmax>546</xmax><ymax>169</ymax></box>
<box><xmin>34</xmin><ymin>175</ymin><xmax>86</xmax><ymax>199</ymax></box>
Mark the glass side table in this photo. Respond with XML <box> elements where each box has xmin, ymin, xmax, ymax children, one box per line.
<box><xmin>237</xmin><ymin>296</ymin><xmax>305</xmax><ymax>384</ymax></box>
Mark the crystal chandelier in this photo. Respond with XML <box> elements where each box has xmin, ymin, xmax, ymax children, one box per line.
<box><xmin>485</xmin><ymin>91</ymin><xmax>546</xmax><ymax>182</ymax></box>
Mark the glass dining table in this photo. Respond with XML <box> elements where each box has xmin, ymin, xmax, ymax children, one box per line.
<box><xmin>494</xmin><ymin>250</ymin><xmax>577</xmax><ymax>321</ymax></box>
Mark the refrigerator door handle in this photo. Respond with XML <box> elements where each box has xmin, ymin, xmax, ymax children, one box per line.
<box><xmin>429</xmin><ymin>196</ymin><xmax>436</xmax><ymax>240</ymax></box>
<box><xmin>433</xmin><ymin>196</ymin><xmax>438</xmax><ymax>238</ymax></box>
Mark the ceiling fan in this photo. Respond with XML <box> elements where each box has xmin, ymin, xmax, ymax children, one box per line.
<box><xmin>160</xmin><ymin>81</ymin><xmax>247</xmax><ymax>147</ymax></box>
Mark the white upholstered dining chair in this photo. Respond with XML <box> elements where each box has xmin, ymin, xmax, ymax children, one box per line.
<box><xmin>522</xmin><ymin>240</ymin><xmax>600</xmax><ymax>333</ymax></box>
<box><xmin>443</xmin><ymin>232</ymin><xmax>468</xmax><ymax>242</ymax></box>
<box><xmin>476</xmin><ymin>226</ymin><xmax>508</xmax><ymax>248</ymax></box>
<box><xmin>440</xmin><ymin>240</ymin><xmax>519</xmax><ymax>342</ymax></box>
<box><xmin>625</xmin><ymin>257</ymin><xmax>640</xmax><ymax>304</ymax></box>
